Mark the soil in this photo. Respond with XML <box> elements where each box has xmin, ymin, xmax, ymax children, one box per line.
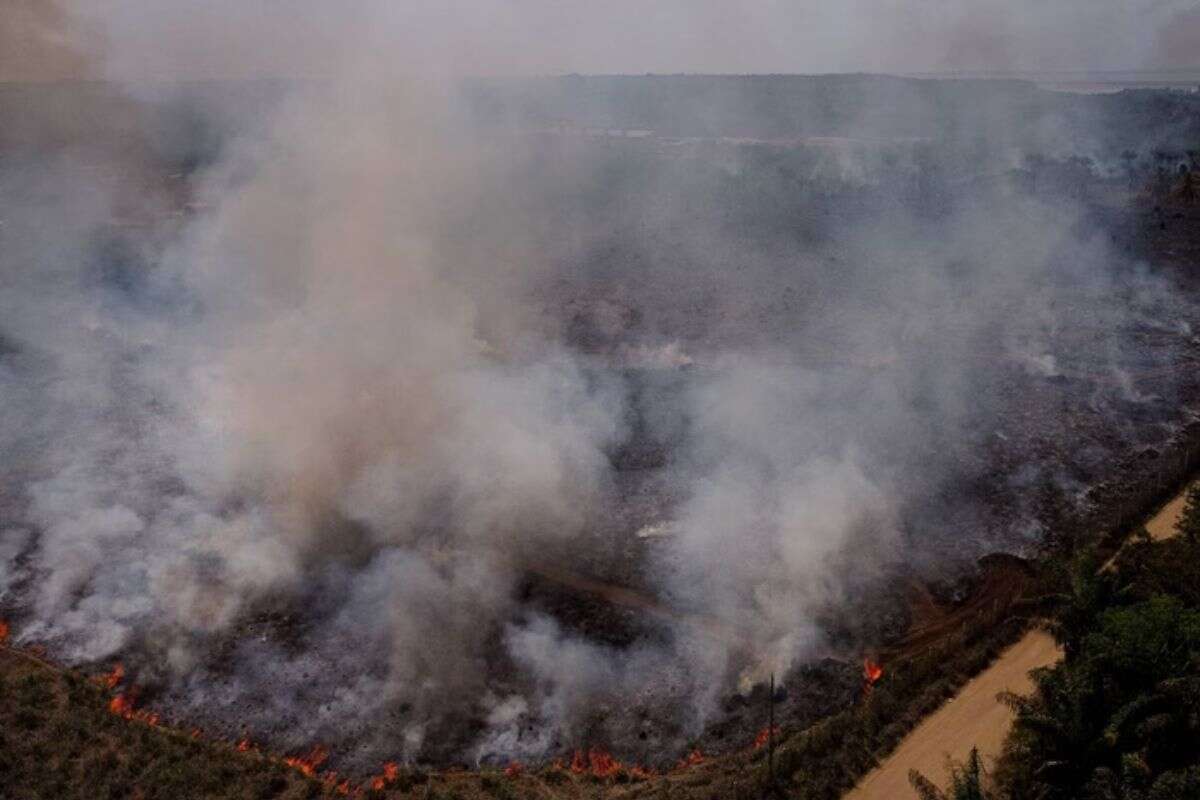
<box><xmin>843</xmin><ymin>477</ymin><xmax>1197</xmax><ymax>799</ymax></box>
<box><xmin>844</xmin><ymin>629</ymin><xmax>1061</xmax><ymax>800</ymax></box>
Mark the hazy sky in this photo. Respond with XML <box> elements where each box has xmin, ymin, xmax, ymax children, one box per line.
<box><xmin>3</xmin><ymin>0</ymin><xmax>1198</xmax><ymax>82</ymax></box>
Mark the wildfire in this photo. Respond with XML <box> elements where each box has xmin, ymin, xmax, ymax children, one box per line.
<box><xmin>570</xmin><ymin>749</ymin><xmax>614</xmax><ymax>776</ymax></box>
<box><xmin>753</xmin><ymin>725</ymin><xmax>781</xmax><ymax>749</ymax></box>
<box><xmin>109</xmin><ymin>694</ymin><xmax>133</xmax><ymax>715</ymax></box>
<box><xmin>321</xmin><ymin>772</ymin><xmax>353</xmax><ymax>796</ymax></box>
<box><xmin>0</xmin><ymin>619</ymin><xmax>9</xmax><ymax>644</ymax></box>
<box><xmin>863</xmin><ymin>657</ymin><xmax>884</xmax><ymax>694</ymax></box>
<box><xmin>588</xmin><ymin>750</ymin><xmax>622</xmax><ymax>778</ymax></box>
<box><xmin>561</xmin><ymin>748</ymin><xmax>648</xmax><ymax>780</ymax></box>
<box><xmin>676</xmin><ymin>749</ymin><xmax>705</xmax><ymax>769</ymax></box>
<box><xmin>283</xmin><ymin>745</ymin><xmax>330</xmax><ymax>778</ymax></box>
<box><xmin>370</xmin><ymin>762</ymin><xmax>401</xmax><ymax>790</ymax></box>
<box><xmin>236</xmin><ymin>737</ymin><xmax>253</xmax><ymax>752</ymax></box>
<box><xmin>503</xmin><ymin>762</ymin><xmax>524</xmax><ymax>778</ymax></box>
<box><xmin>108</xmin><ymin>693</ymin><xmax>160</xmax><ymax>726</ymax></box>
<box><xmin>99</xmin><ymin>663</ymin><xmax>125</xmax><ymax>690</ymax></box>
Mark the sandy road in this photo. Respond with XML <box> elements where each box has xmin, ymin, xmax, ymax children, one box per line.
<box><xmin>844</xmin><ymin>482</ymin><xmax>1195</xmax><ymax>799</ymax></box>
<box><xmin>844</xmin><ymin>629</ymin><xmax>1060</xmax><ymax>799</ymax></box>
<box><xmin>1144</xmin><ymin>483</ymin><xmax>1193</xmax><ymax>541</ymax></box>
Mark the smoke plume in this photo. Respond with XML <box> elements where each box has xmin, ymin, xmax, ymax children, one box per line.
<box><xmin>1</xmin><ymin>0</ymin><xmax>1198</xmax><ymax>772</ymax></box>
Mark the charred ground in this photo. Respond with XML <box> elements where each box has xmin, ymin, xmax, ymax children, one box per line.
<box><xmin>3</xmin><ymin>75</ymin><xmax>1200</xmax><ymax>784</ymax></box>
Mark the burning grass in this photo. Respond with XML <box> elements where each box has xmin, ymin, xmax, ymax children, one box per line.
<box><xmin>0</xmin><ymin>550</ymin><xmax>1038</xmax><ymax>800</ymax></box>
<box><xmin>0</xmin><ymin>636</ymin><xmax>729</xmax><ymax>800</ymax></box>
<box><xmin>0</xmin><ymin>648</ymin><xmax>317</xmax><ymax>800</ymax></box>
<box><xmin>862</xmin><ymin>657</ymin><xmax>884</xmax><ymax>695</ymax></box>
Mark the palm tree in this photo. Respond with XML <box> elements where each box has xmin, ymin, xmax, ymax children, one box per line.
<box><xmin>909</xmin><ymin>748</ymin><xmax>991</xmax><ymax>800</ymax></box>
<box><xmin>999</xmin><ymin>665</ymin><xmax>1110</xmax><ymax>796</ymax></box>
<box><xmin>1176</xmin><ymin>485</ymin><xmax>1200</xmax><ymax>543</ymax></box>
<box><xmin>1041</xmin><ymin>553</ymin><xmax>1120</xmax><ymax>660</ymax></box>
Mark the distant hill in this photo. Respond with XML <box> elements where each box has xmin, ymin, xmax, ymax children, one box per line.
<box><xmin>463</xmin><ymin>74</ymin><xmax>1200</xmax><ymax>156</ymax></box>
<box><xmin>3</xmin><ymin>75</ymin><xmax>1197</xmax><ymax>168</ymax></box>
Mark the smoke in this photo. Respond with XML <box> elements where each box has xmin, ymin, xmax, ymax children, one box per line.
<box><xmin>36</xmin><ymin>0</ymin><xmax>1198</xmax><ymax>78</ymax></box>
<box><xmin>2</xmin><ymin>0</ymin><xmax>1199</xmax><ymax>773</ymax></box>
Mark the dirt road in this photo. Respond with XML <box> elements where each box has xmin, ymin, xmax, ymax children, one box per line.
<box><xmin>844</xmin><ymin>629</ymin><xmax>1060</xmax><ymax>799</ymax></box>
<box><xmin>845</xmin><ymin>482</ymin><xmax>1195</xmax><ymax>799</ymax></box>
<box><xmin>1144</xmin><ymin>483</ymin><xmax>1193</xmax><ymax>540</ymax></box>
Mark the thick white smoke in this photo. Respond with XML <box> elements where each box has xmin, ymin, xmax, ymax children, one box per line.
<box><xmin>1</xmin><ymin>0</ymin><xmax>1198</xmax><ymax>772</ymax></box>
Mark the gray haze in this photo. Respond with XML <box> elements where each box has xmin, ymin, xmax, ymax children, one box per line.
<box><xmin>1</xmin><ymin>0</ymin><xmax>1199</xmax><ymax>772</ymax></box>
<box><xmin>2</xmin><ymin>1</ymin><xmax>1196</xmax><ymax>81</ymax></box>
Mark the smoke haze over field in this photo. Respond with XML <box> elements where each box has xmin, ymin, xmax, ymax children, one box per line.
<box><xmin>3</xmin><ymin>0</ymin><xmax>1200</xmax><ymax>771</ymax></box>
<box><xmin>3</xmin><ymin>0</ymin><xmax>1200</xmax><ymax>81</ymax></box>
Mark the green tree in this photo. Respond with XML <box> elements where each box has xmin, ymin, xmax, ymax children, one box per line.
<box><xmin>909</xmin><ymin>748</ymin><xmax>991</xmax><ymax>800</ymax></box>
<box><xmin>1042</xmin><ymin>552</ymin><xmax>1119</xmax><ymax>659</ymax></box>
<box><xmin>1176</xmin><ymin>485</ymin><xmax>1200</xmax><ymax>542</ymax></box>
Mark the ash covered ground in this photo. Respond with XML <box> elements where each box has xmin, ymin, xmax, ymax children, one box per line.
<box><xmin>3</xmin><ymin>76</ymin><xmax>1200</xmax><ymax>774</ymax></box>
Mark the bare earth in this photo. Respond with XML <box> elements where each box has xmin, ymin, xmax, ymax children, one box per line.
<box><xmin>845</xmin><ymin>482</ymin><xmax>1195</xmax><ymax>799</ymax></box>
<box><xmin>844</xmin><ymin>629</ymin><xmax>1060</xmax><ymax>799</ymax></box>
<box><xmin>1144</xmin><ymin>483</ymin><xmax>1193</xmax><ymax>540</ymax></box>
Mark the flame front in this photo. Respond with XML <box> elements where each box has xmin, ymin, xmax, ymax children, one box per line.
<box><xmin>370</xmin><ymin>761</ymin><xmax>400</xmax><ymax>790</ymax></box>
<box><xmin>108</xmin><ymin>693</ymin><xmax>160</xmax><ymax>726</ymax></box>
<box><xmin>282</xmin><ymin>745</ymin><xmax>330</xmax><ymax>778</ymax></box>
<box><xmin>862</xmin><ymin>657</ymin><xmax>884</xmax><ymax>694</ymax></box>
<box><xmin>100</xmin><ymin>663</ymin><xmax>124</xmax><ymax>690</ymax></box>
<box><xmin>753</xmin><ymin>725</ymin><xmax>781</xmax><ymax>749</ymax></box>
<box><xmin>560</xmin><ymin>748</ymin><xmax>656</xmax><ymax>780</ymax></box>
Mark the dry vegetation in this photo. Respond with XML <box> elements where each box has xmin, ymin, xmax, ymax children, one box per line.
<box><xmin>0</xmin><ymin>648</ymin><xmax>316</xmax><ymax>800</ymax></box>
<box><xmin>0</xmin><ymin>564</ymin><xmax>1033</xmax><ymax>800</ymax></box>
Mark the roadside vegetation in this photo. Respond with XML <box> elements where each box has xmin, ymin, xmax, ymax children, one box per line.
<box><xmin>0</xmin><ymin>650</ymin><xmax>318</xmax><ymax>800</ymax></box>
<box><xmin>914</xmin><ymin>485</ymin><xmax>1200</xmax><ymax>800</ymax></box>
<box><xmin>0</xmin><ymin>565</ymin><xmax>1034</xmax><ymax>800</ymax></box>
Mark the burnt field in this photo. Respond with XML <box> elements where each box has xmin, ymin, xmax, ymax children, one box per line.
<box><xmin>2</xmin><ymin>76</ymin><xmax>1200</xmax><ymax>777</ymax></box>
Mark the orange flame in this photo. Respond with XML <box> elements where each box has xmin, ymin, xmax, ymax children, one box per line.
<box><xmin>554</xmin><ymin>758</ymin><xmax>652</xmax><ymax>782</ymax></box>
<box><xmin>99</xmin><ymin>663</ymin><xmax>125</xmax><ymax>690</ymax></box>
<box><xmin>321</xmin><ymin>772</ymin><xmax>352</xmax><ymax>795</ymax></box>
<box><xmin>567</xmin><ymin>749</ymin><xmax>626</xmax><ymax>779</ymax></box>
<box><xmin>863</xmin><ymin>657</ymin><xmax>884</xmax><ymax>694</ymax></box>
<box><xmin>629</xmin><ymin>764</ymin><xmax>657</xmax><ymax>780</ymax></box>
<box><xmin>370</xmin><ymin>762</ymin><xmax>401</xmax><ymax>790</ymax></box>
<box><xmin>588</xmin><ymin>750</ymin><xmax>622</xmax><ymax>778</ymax></box>
<box><xmin>676</xmin><ymin>749</ymin><xmax>705</xmax><ymax>769</ymax></box>
<box><xmin>109</xmin><ymin>694</ymin><xmax>133</xmax><ymax>716</ymax></box>
<box><xmin>107</xmin><ymin>692</ymin><xmax>159</xmax><ymax>726</ymax></box>
<box><xmin>236</xmin><ymin>737</ymin><xmax>253</xmax><ymax>752</ymax></box>
<box><xmin>0</xmin><ymin>619</ymin><xmax>9</xmax><ymax>644</ymax></box>
<box><xmin>282</xmin><ymin>745</ymin><xmax>330</xmax><ymax>778</ymax></box>
<box><xmin>504</xmin><ymin>762</ymin><xmax>524</xmax><ymax>778</ymax></box>
<box><xmin>753</xmin><ymin>725</ymin><xmax>781</xmax><ymax>749</ymax></box>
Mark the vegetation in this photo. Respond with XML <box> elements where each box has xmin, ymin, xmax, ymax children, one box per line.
<box><xmin>0</xmin><ymin>583</ymin><xmax>1031</xmax><ymax>800</ymax></box>
<box><xmin>0</xmin><ymin>651</ymin><xmax>318</xmax><ymax>800</ymax></box>
<box><xmin>917</xmin><ymin>490</ymin><xmax>1200</xmax><ymax>800</ymax></box>
<box><xmin>769</xmin><ymin>598</ymin><xmax>1029</xmax><ymax>799</ymax></box>
<box><xmin>909</xmin><ymin>748</ymin><xmax>987</xmax><ymax>800</ymax></box>
<box><xmin>1</xmin><ymin>481</ymin><xmax>1195</xmax><ymax>800</ymax></box>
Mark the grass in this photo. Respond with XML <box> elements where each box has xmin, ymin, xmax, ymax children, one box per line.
<box><xmin>0</xmin><ymin>649</ymin><xmax>320</xmax><ymax>800</ymax></box>
<box><xmin>0</xmin><ymin>569</ymin><xmax>1034</xmax><ymax>800</ymax></box>
<box><xmin>5</xmin><ymin>437</ymin><xmax>1196</xmax><ymax>799</ymax></box>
